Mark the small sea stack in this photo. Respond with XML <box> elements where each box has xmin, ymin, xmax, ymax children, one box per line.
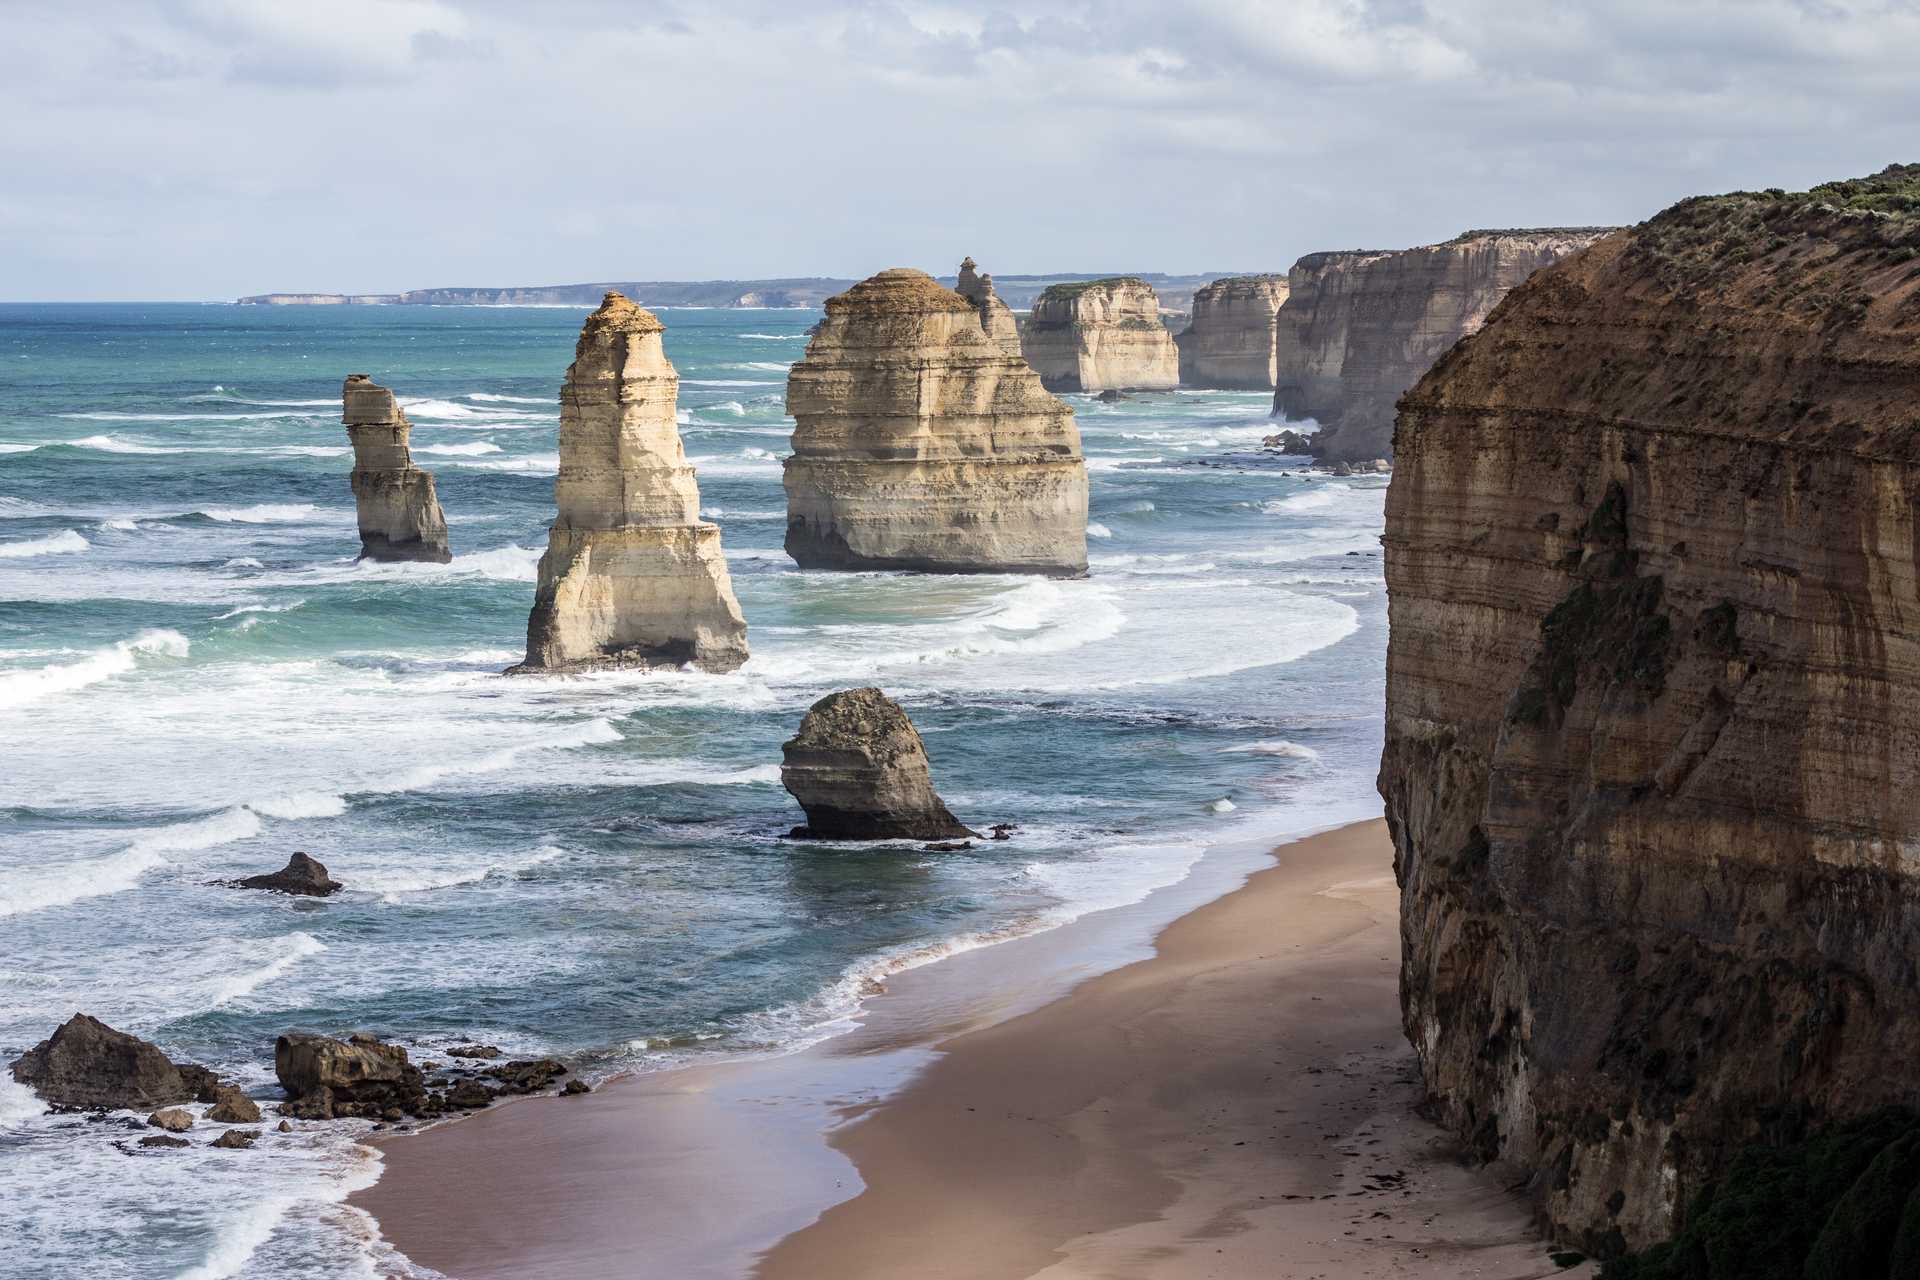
<box><xmin>513</xmin><ymin>292</ymin><xmax>749</xmax><ymax>674</ymax></box>
<box><xmin>342</xmin><ymin>374</ymin><xmax>452</xmax><ymax>563</ymax></box>
<box><xmin>1176</xmin><ymin>275</ymin><xmax>1291</xmax><ymax>389</ymax></box>
<box><xmin>781</xmin><ymin>687</ymin><xmax>975</xmax><ymax>841</ymax></box>
<box><xmin>1019</xmin><ymin>277</ymin><xmax>1180</xmax><ymax>393</ymax></box>
<box><xmin>954</xmin><ymin>256</ymin><xmax>1022</xmax><ymax>356</ymax></box>
<box><xmin>783</xmin><ymin>268</ymin><xmax>1088</xmax><ymax>576</ymax></box>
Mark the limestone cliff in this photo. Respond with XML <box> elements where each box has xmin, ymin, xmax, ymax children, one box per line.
<box><xmin>515</xmin><ymin>292</ymin><xmax>748</xmax><ymax>673</ymax></box>
<box><xmin>955</xmin><ymin>257</ymin><xmax>1022</xmax><ymax>356</ymax></box>
<box><xmin>1274</xmin><ymin>229</ymin><xmax>1612</xmax><ymax>462</ymax></box>
<box><xmin>781</xmin><ymin>688</ymin><xmax>974</xmax><ymax>840</ymax></box>
<box><xmin>1019</xmin><ymin>277</ymin><xmax>1180</xmax><ymax>393</ymax></box>
<box><xmin>341</xmin><ymin>375</ymin><xmax>451</xmax><ymax>563</ymax></box>
<box><xmin>784</xmin><ymin>268</ymin><xmax>1088</xmax><ymax>576</ymax></box>
<box><xmin>1381</xmin><ymin>166</ymin><xmax>1920</xmax><ymax>1257</ymax></box>
<box><xmin>1176</xmin><ymin>275</ymin><xmax>1290</xmax><ymax>389</ymax></box>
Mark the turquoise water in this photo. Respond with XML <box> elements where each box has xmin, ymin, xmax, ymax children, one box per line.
<box><xmin>0</xmin><ymin>303</ymin><xmax>1386</xmax><ymax>1278</ymax></box>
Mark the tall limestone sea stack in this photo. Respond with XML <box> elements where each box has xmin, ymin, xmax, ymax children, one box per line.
<box><xmin>1272</xmin><ymin>229</ymin><xmax>1612</xmax><ymax>462</ymax></box>
<box><xmin>1019</xmin><ymin>277</ymin><xmax>1180</xmax><ymax>393</ymax></box>
<box><xmin>954</xmin><ymin>257</ymin><xmax>1021</xmax><ymax>356</ymax></box>
<box><xmin>1381</xmin><ymin>166</ymin><xmax>1920</xmax><ymax>1262</ymax></box>
<box><xmin>1176</xmin><ymin>274</ymin><xmax>1290</xmax><ymax>388</ymax></box>
<box><xmin>341</xmin><ymin>374</ymin><xmax>451</xmax><ymax>563</ymax></box>
<box><xmin>514</xmin><ymin>292</ymin><xmax>748</xmax><ymax>673</ymax></box>
<box><xmin>784</xmin><ymin>268</ymin><xmax>1088</xmax><ymax>576</ymax></box>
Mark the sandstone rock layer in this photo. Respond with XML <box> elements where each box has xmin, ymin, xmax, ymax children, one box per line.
<box><xmin>1177</xmin><ymin>275</ymin><xmax>1290</xmax><ymax>388</ymax></box>
<box><xmin>784</xmin><ymin>269</ymin><xmax>1088</xmax><ymax>576</ymax></box>
<box><xmin>1380</xmin><ymin>167</ymin><xmax>1920</xmax><ymax>1257</ymax></box>
<box><xmin>517</xmin><ymin>293</ymin><xmax>748</xmax><ymax>673</ymax></box>
<box><xmin>781</xmin><ymin>687</ymin><xmax>974</xmax><ymax>840</ymax></box>
<box><xmin>342</xmin><ymin>375</ymin><xmax>452</xmax><ymax>563</ymax></box>
<box><xmin>1020</xmin><ymin>277</ymin><xmax>1180</xmax><ymax>393</ymax></box>
<box><xmin>1273</xmin><ymin>230</ymin><xmax>1612</xmax><ymax>462</ymax></box>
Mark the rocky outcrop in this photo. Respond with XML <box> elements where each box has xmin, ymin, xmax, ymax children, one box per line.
<box><xmin>783</xmin><ymin>269</ymin><xmax>1089</xmax><ymax>576</ymax></box>
<box><xmin>1177</xmin><ymin>275</ymin><xmax>1290</xmax><ymax>388</ymax></box>
<box><xmin>782</xmin><ymin>688</ymin><xmax>974</xmax><ymax>840</ymax></box>
<box><xmin>1020</xmin><ymin>278</ymin><xmax>1180</xmax><ymax>393</ymax></box>
<box><xmin>10</xmin><ymin>1015</ymin><xmax>220</xmax><ymax>1110</ymax></box>
<box><xmin>227</xmin><ymin>852</ymin><xmax>341</xmax><ymax>896</ymax></box>
<box><xmin>1273</xmin><ymin>230</ymin><xmax>1613</xmax><ymax>462</ymax></box>
<box><xmin>955</xmin><ymin>257</ymin><xmax>1022</xmax><ymax>356</ymax></box>
<box><xmin>1380</xmin><ymin>166</ymin><xmax>1920</xmax><ymax>1258</ymax></box>
<box><xmin>515</xmin><ymin>292</ymin><xmax>749</xmax><ymax>673</ymax></box>
<box><xmin>275</xmin><ymin>1031</ymin><xmax>426</xmax><ymax>1119</ymax></box>
<box><xmin>342</xmin><ymin>375</ymin><xmax>452</xmax><ymax>563</ymax></box>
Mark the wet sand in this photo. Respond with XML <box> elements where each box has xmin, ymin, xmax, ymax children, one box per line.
<box><xmin>357</xmin><ymin>820</ymin><xmax>1586</xmax><ymax>1279</ymax></box>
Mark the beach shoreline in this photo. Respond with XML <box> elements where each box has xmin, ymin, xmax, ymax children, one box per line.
<box><xmin>355</xmin><ymin>818</ymin><xmax>1587</xmax><ymax>1280</ymax></box>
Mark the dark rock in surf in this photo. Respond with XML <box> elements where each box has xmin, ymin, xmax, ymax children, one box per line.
<box><xmin>138</xmin><ymin>1134</ymin><xmax>190</xmax><ymax>1149</ymax></box>
<box><xmin>780</xmin><ymin>688</ymin><xmax>976</xmax><ymax>841</ymax></box>
<box><xmin>485</xmin><ymin>1058</ymin><xmax>568</xmax><ymax>1094</ymax></box>
<box><xmin>206</xmin><ymin>1086</ymin><xmax>261</xmax><ymax>1124</ymax></box>
<box><xmin>9</xmin><ymin>1014</ymin><xmax>221</xmax><ymax>1111</ymax></box>
<box><xmin>211</xmin><ymin>1128</ymin><xmax>259</xmax><ymax>1150</ymax></box>
<box><xmin>274</xmin><ymin>1031</ymin><xmax>426</xmax><ymax>1120</ymax></box>
<box><xmin>227</xmin><ymin>852</ymin><xmax>341</xmax><ymax>897</ymax></box>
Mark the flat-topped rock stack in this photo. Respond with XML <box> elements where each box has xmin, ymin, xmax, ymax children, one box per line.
<box><xmin>1019</xmin><ymin>277</ymin><xmax>1180</xmax><ymax>393</ymax></box>
<box><xmin>954</xmin><ymin>256</ymin><xmax>1022</xmax><ymax>356</ymax></box>
<box><xmin>341</xmin><ymin>374</ymin><xmax>451</xmax><ymax>563</ymax></box>
<box><xmin>1271</xmin><ymin>229</ymin><xmax>1613</xmax><ymax>462</ymax></box>
<box><xmin>783</xmin><ymin>268</ymin><xmax>1088</xmax><ymax>576</ymax></box>
<box><xmin>513</xmin><ymin>292</ymin><xmax>748</xmax><ymax>673</ymax></box>
<box><xmin>1176</xmin><ymin>274</ymin><xmax>1291</xmax><ymax>389</ymax></box>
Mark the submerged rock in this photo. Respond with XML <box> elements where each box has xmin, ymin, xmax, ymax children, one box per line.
<box><xmin>10</xmin><ymin>1015</ymin><xmax>220</xmax><ymax>1111</ymax></box>
<box><xmin>227</xmin><ymin>852</ymin><xmax>341</xmax><ymax>897</ymax></box>
<box><xmin>341</xmin><ymin>374</ymin><xmax>452</xmax><ymax>563</ymax></box>
<box><xmin>513</xmin><ymin>292</ymin><xmax>749</xmax><ymax>674</ymax></box>
<box><xmin>1020</xmin><ymin>278</ymin><xmax>1180</xmax><ymax>393</ymax></box>
<box><xmin>784</xmin><ymin>268</ymin><xmax>1089</xmax><ymax>576</ymax></box>
<box><xmin>781</xmin><ymin>688</ymin><xmax>974</xmax><ymax>840</ymax></box>
<box><xmin>1176</xmin><ymin>274</ymin><xmax>1291</xmax><ymax>389</ymax></box>
<box><xmin>954</xmin><ymin>256</ymin><xmax>1022</xmax><ymax>356</ymax></box>
<box><xmin>274</xmin><ymin>1031</ymin><xmax>425</xmax><ymax>1120</ymax></box>
<box><xmin>137</xmin><ymin>1134</ymin><xmax>189</xmax><ymax>1149</ymax></box>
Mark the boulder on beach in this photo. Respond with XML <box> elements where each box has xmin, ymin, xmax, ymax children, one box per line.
<box><xmin>275</xmin><ymin>1031</ymin><xmax>426</xmax><ymax>1120</ymax></box>
<box><xmin>227</xmin><ymin>852</ymin><xmax>341</xmax><ymax>897</ymax></box>
<box><xmin>781</xmin><ymin>688</ymin><xmax>976</xmax><ymax>841</ymax></box>
<box><xmin>342</xmin><ymin>374</ymin><xmax>452</xmax><ymax>563</ymax></box>
<box><xmin>9</xmin><ymin>1014</ymin><xmax>221</xmax><ymax>1110</ymax></box>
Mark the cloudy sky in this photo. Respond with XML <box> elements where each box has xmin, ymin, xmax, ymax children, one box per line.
<box><xmin>6</xmin><ymin>0</ymin><xmax>1917</xmax><ymax>299</ymax></box>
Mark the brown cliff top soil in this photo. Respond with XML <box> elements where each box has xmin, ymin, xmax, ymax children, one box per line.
<box><xmin>826</xmin><ymin>269</ymin><xmax>976</xmax><ymax>317</ymax></box>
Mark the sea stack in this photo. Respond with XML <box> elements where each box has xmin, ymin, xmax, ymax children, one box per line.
<box><xmin>954</xmin><ymin>256</ymin><xmax>1022</xmax><ymax>356</ymax></box>
<box><xmin>1382</xmin><ymin>167</ymin><xmax>1920</xmax><ymax>1259</ymax></box>
<box><xmin>341</xmin><ymin>375</ymin><xmax>451</xmax><ymax>563</ymax></box>
<box><xmin>1176</xmin><ymin>275</ymin><xmax>1291</xmax><ymax>389</ymax></box>
<box><xmin>1019</xmin><ymin>277</ymin><xmax>1180</xmax><ymax>393</ymax></box>
<box><xmin>1271</xmin><ymin>229</ymin><xmax>1612</xmax><ymax>462</ymax></box>
<box><xmin>514</xmin><ymin>292</ymin><xmax>748</xmax><ymax>673</ymax></box>
<box><xmin>781</xmin><ymin>688</ymin><xmax>974</xmax><ymax>840</ymax></box>
<box><xmin>783</xmin><ymin>268</ymin><xmax>1088</xmax><ymax>576</ymax></box>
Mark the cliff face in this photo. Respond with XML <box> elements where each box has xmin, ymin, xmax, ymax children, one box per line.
<box><xmin>1019</xmin><ymin>277</ymin><xmax>1180</xmax><ymax>393</ymax></box>
<box><xmin>341</xmin><ymin>375</ymin><xmax>451</xmax><ymax>563</ymax></box>
<box><xmin>1274</xmin><ymin>230</ymin><xmax>1612</xmax><ymax>462</ymax></box>
<box><xmin>955</xmin><ymin>257</ymin><xmax>1023</xmax><ymax>356</ymax></box>
<box><xmin>1176</xmin><ymin>274</ymin><xmax>1290</xmax><ymax>388</ymax></box>
<box><xmin>1381</xmin><ymin>167</ymin><xmax>1920</xmax><ymax>1257</ymax></box>
<box><xmin>784</xmin><ymin>269</ymin><xmax>1088</xmax><ymax>576</ymax></box>
<box><xmin>516</xmin><ymin>292</ymin><xmax>748</xmax><ymax>673</ymax></box>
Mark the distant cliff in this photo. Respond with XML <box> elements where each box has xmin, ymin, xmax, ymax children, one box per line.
<box><xmin>1177</xmin><ymin>274</ymin><xmax>1291</xmax><ymax>388</ymax></box>
<box><xmin>1020</xmin><ymin>278</ymin><xmax>1180</xmax><ymax>393</ymax></box>
<box><xmin>1273</xmin><ymin>229</ymin><xmax>1613</xmax><ymax>461</ymax></box>
<box><xmin>1382</xmin><ymin>167</ymin><xmax>1920</xmax><ymax>1259</ymax></box>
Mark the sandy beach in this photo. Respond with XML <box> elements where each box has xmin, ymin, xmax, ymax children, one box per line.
<box><xmin>357</xmin><ymin>820</ymin><xmax>1586</xmax><ymax>1280</ymax></box>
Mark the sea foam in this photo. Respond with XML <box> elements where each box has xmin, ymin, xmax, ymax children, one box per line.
<box><xmin>0</xmin><ymin>529</ymin><xmax>89</xmax><ymax>557</ymax></box>
<box><xmin>0</xmin><ymin>628</ymin><xmax>188</xmax><ymax>711</ymax></box>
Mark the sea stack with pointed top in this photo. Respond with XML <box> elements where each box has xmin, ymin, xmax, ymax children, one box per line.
<box><xmin>784</xmin><ymin>268</ymin><xmax>1088</xmax><ymax>576</ymax></box>
<box><xmin>513</xmin><ymin>292</ymin><xmax>748</xmax><ymax>673</ymax></box>
<box><xmin>781</xmin><ymin>688</ymin><xmax>975</xmax><ymax>840</ymax></box>
<box><xmin>341</xmin><ymin>375</ymin><xmax>451</xmax><ymax>563</ymax></box>
<box><xmin>1019</xmin><ymin>277</ymin><xmax>1180</xmax><ymax>393</ymax></box>
<box><xmin>954</xmin><ymin>256</ymin><xmax>1022</xmax><ymax>356</ymax></box>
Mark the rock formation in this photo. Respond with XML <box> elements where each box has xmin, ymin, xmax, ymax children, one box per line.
<box><xmin>341</xmin><ymin>374</ymin><xmax>452</xmax><ymax>563</ymax></box>
<box><xmin>1019</xmin><ymin>277</ymin><xmax>1180</xmax><ymax>393</ymax></box>
<box><xmin>275</xmin><ymin>1031</ymin><xmax>426</xmax><ymax>1119</ymax></box>
<box><xmin>955</xmin><ymin>257</ymin><xmax>1022</xmax><ymax>356</ymax></box>
<box><xmin>781</xmin><ymin>688</ymin><xmax>974</xmax><ymax>840</ymax></box>
<box><xmin>227</xmin><ymin>852</ymin><xmax>341</xmax><ymax>896</ymax></box>
<box><xmin>10</xmin><ymin>1014</ymin><xmax>220</xmax><ymax>1109</ymax></box>
<box><xmin>1176</xmin><ymin>275</ymin><xmax>1291</xmax><ymax>388</ymax></box>
<box><xmin>783</xmin><ymin>269</ymin><xmax>1089</xmax><ymax>575</ymax></box>
<box><xmin>1380</xmin><ymin>166</ymin><xmax>1920</xmax><ymax>1259</ymax></box>
<box><xmin>1272</xmin><ymin>230</ymin><xmax>1613</xmax><ymax>462</ymax></box>
<box><xmin>514</xmin><ymin>292</ymin><xmax>749</xmax><ymax>673</ymax></box>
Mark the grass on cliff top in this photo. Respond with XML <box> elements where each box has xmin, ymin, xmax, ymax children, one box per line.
<box><xmin>1602</xmin><ymin>1108</ymin><xmax>1920</xmax><ymax>1280</ymax></box>
<box><xmin>1037</xmin><ymin>276</ymin><xmax>1150</xmax><ymax>301</ymax></box>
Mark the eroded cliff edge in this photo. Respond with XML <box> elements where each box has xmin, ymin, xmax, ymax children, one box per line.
<box><xmin>1381</xmin><ymin>167</ymin><xmax>1920</xmax><ymax>1257</ymax></box>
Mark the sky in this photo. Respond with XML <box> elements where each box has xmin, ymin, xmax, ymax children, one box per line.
<box><xmin>5</xmin><ymin>0</ymin><xmax>1919</xmax><ymax>300</ymax></box>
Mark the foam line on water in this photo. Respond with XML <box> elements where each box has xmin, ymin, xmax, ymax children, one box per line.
<box><xmin>0</xmin><ymin>805</ymin><xmax>260</xmax><ymax>917</ymax></box>
<box><xmin>0</xmin><ymin>628</ymin><xmax>188</xmax><ymax>710</ymax></box>
<box><xmin>205</xmin><ymin>932</ymin><xmax>327</xmax><ymax>1008</ymax></box>
<box><xmin>0</xmin><ymin>529</ymin><xmax>88</xmax><ymax>557</ymax></box>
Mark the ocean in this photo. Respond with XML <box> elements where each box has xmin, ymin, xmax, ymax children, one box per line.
<box><xmin>0</xmin><ymin>301</ymin><xmax>1386</xmax><ymax>1278</ymax></box>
